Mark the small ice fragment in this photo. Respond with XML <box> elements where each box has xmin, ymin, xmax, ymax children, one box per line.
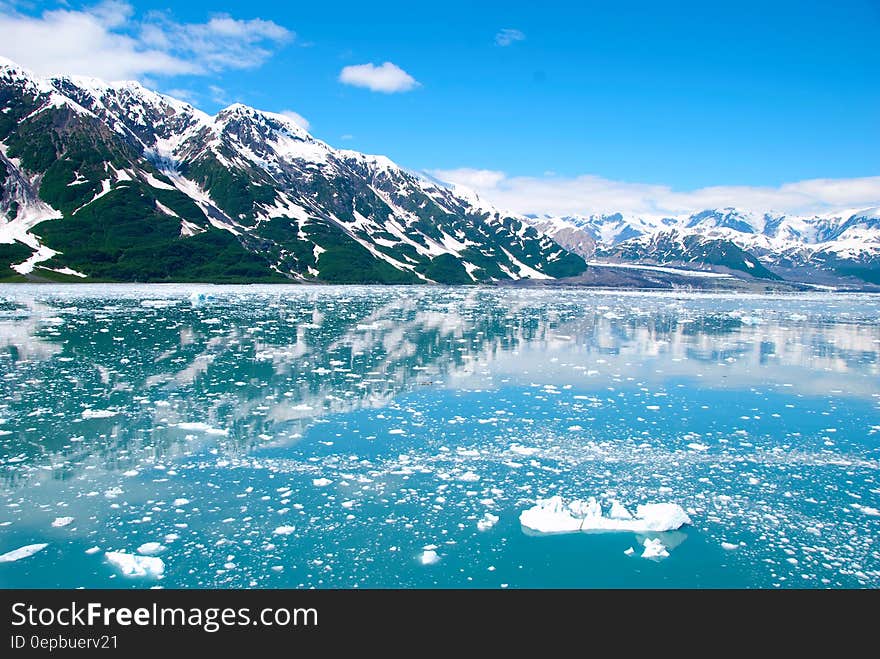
<box><xmin>641</xmin><ymin>538</ymin><xmax>669</xmax><ymax>559</ymax></box>
<box><xmin>420</xmin><ymin>550</ymin><xmax>440</xmax><ymax>565</ymax></box>
<box><xmin>313</xmin><ymin>478</ymin><xmax>332</xmax><ymax>487</ymax></box>
<box><xmin>172</xmin><ymin>498</ymin><xmax>190</xmax><ymax>507</ymax></box>
<box><xmin>122</xmin><ymin>469</ymin><xmax>139</xmax><ymax>477</ymax></box>
<box><xmin>273</xmin><ymin>526</ymin><xmax>296</xmax><ymax>536</ymax></box>
<box><xmin>51</xmin><ymin>516</ymin><xmax>74</xmax><ymax>528</ymax></box>
<box><xmin>687</xmin><ymin>443</ymin><xmax>709</xmax><ymax>452</ymax></box>
<box><xmin>105</xmin><ymin>552</ymin><xmax>165</xmax><ymax>578</ymax></box>
<box><xmin>624</xmin><ymin>547</ymin><xmax>635</xmax><ymax>556</ymax></box>
<box><xmin>85</xmin><ymin>546</ymin><xmax>101</xmax><ymax>555</ymax></box>
<box><xmin>459</xmin><ymin>471</ymin><xmax>480</xmax><ymax>482</ymax></box>
<box><xmin>721</xmin><ymin>542</ymin><xmax>739</xmax><ymax>551</ymax></box>
<box><xmin>0</xmin><ymin>543</ymin><xmax>49</xmax><ymax>563</ymax></box>
<box><xmin>137</xmin><ymin>542</ymin><xmax>167</xmax><ymax>555</ymax></box>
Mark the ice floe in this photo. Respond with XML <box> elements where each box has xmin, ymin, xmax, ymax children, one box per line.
<box><xmin>0</xmin><ymin>543</ymin><xmax>49</xmax><ymax>563</ymax></box>
<box><xmin>137</xmin><ymin>542</ymin><xmax>167</xmax><ymax>555</ymax></box>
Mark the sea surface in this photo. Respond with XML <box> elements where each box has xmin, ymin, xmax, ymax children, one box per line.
<box><xmin>0</xmin><ymin>284</ymin><xmax>878</xmax><ymax>588</ymax></box>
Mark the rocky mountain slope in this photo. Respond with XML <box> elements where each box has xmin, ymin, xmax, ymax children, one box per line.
<box><xmin>0</xmin><ymin>58</ymin><xmax>586</xmax><ymax>284</ymax></box>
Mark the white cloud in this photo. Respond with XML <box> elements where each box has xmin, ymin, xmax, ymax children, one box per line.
<box><xmin>495</xmin><ymin>28</ymin><xmax>525</xmax><ymax>47</ymax></box>
<box><xmin>0</xmin><ymin>1</ymin><xmax>292</xmax><ymax>80</ymax></box>
<box><xmin>164</xmin><ymin>87</ymin><xmax>197</xmax><ymax>103</ymax></box>
<box><xmin>207</xmin><ymin>85</ymin><xmax>230</xmax><ymax>105</ymax></box>
<box><xmin>429</xmin><ymin>168</ymin><xmax>880</xmax><ymax>217</ymax></box>
<box><xmin>278</xmin><ymin>109</ymin><xmax>310</xmax><ymax>131</ymax></box>
<box><xmin>339</xmin><ymin>62</ymin><xmax>418</xmax><ymax>93</ymax></box>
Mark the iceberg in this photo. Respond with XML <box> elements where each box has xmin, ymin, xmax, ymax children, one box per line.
<box><xmin>105</xmin><ymin>551</ymin><xmax>165</xmax><ymax>578</ymax></box>
<box><xmin>519</xmin><ymin>495</ymin><xmax>691</xmax><ymax>534</ymax></box>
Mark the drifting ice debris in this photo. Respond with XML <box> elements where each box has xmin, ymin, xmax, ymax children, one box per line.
<box><xmin>641</xmin><ymin>538</ymin><xmax>669</xmax><ymax>559</ymax></box>
<box><xmin>477</xmin><ymin>513</ymin><xmax>500</xmax><ymax>531</ymax></box>
<box><xmin>51</xmin><ymin>516</ymin><xmax>74</xmax><ymax>527</ymax></box>
<box><xmin>519</xmin><ymin>495</ymin><xmax>691</xmax><ymax>534</ymax></box>
<box><xmin>420</xmin><ymin>549</ymin><xmax>440</xmax><ymax>565</ymax></box>
<box><xmin>105</xmin><ymin>551</ymin><xmax>165</xmax><ymax>578</ymax></box>
<box><xmin>0</xmin><ymin>543</ymin><xmax>48</xmax><ymax>563</ymax></box>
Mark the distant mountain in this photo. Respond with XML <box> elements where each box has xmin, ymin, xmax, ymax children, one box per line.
<box><xmin>0</xmin><ymin>58</ymin><xmax>586</xmax><ymax>284</ymax></box>
<box><xmin>527</xmin><ymin>207</ymin><xmax>880</xmax><ymax>286</ymax></box>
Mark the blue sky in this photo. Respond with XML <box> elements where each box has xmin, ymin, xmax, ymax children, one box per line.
<box><xmin>1</xmin><ymin>0</ymin><xmax>879</xmax><ymax>215</ymax></box>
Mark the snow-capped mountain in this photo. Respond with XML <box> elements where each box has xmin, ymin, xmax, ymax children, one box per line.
<box><xmin>0</xmin><ymin>58</ymin><xmax>585</xmax><ymax>283</ymax></box>
<box><xmin>527</xmin><ymin>207</ymin><xmax>880</xmax><ymax>286</ymax></box>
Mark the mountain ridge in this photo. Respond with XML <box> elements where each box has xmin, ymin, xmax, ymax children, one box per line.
<box><xmin>0</xmin><ymin>58</ymin><xmax>586</xmax><ymax>284</ymax></box>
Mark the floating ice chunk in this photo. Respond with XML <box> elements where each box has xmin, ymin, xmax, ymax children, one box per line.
<box><xmin>81</xmin><ymin>409</ymin><xmax>117</xmax><ymax>419</ymax></box>
<box><xmin>624</xmin><ymin>547</ymin><xmax>635</xmax><ymax>556</ymax></box>
<box><xmin>104</xmin><ymin>487</ymin><xmax>123</xmax><ymax>499</ymax></box>
<box><xmin>721</xmin><ymin>542</ymin><xmax>739</xmax><ymax>551</ymax></box>
<box><xmin>477</xmin><ymin>513</ymin><xmax>499</xmax><ymax>531</ymax></box>
<box><xmin>687</xmin><ymin>443</ymin><xmax>709</xmax><ymax>452</ymax></box>
<box><xmin>122</xmin><ymin>469</ymin><xmax>139</xmax><ymax>477</ymax></box>
<box><xmin>105</xmin><ymin>551</ymin><xmax>165</xmax><ymax>578</ymax></box>
<box><xmin>85</xmin><ymin>546</ymin><xmax>101</xmax><ymax>555</ymax></box>
<box><xmin>137</xmin><ymin>542</ymin><xmax>167</xmax><ymax>555</ymax></box>
<box><xmin>172</xmin><ymin>498</ymin><xmax>190</xmax><ymax>507</ymax></box>
<box><xmin>51</xmin><ymin>516</ymin><xmax>74</xmax><ymax>528</ymax></box>
<box><xmin>459</xmin><ymin>471</ymin><xmax>480</xmax><ymax>482</ymax></box>
<box><xmin>313</xmin><ymin>478</ymin><xmax>332</xmax><ymax>487</ymax></box>
<box><xmin>273</xmin><ymin>526</ymin><xmax>296</xmax><ymax>536</ymax></box>
<box><xmin>519</xmin><ymin>496</ymin><xmax>691</xmax><ymax>534</ymax></box>
<box><xmin>642</xmin><ymin>538</ymin><xmax>669</xmax><ymax>559</ymax></box>
<box><xmin>420</xmin><ymin>550</ymin><xmax>440</xmax><ymax>565</ymax></box>
<box><xmin>853</xmin><ymin>504</ymin><xmax>880</xmax><ymax>516</ymax></box>
<box><xmin>0</xmin><ymin>543</ymin><xmax>48</xmax><ymax>563</ymax></box>
<box><xmin>388</xmin><ymin>429</ymin><xmax>405</xmax><ymax>435</ymax></box>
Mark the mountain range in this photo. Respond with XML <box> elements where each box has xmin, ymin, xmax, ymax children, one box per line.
<box><xmin>526</xmin><ymin>207</ymin><xmax>880</xmax><ymax>287</ymax></box>
<box><xmin>1</xmin><ymin>57</ymin><xmax>877</xmax><ymax>289</ymax></box>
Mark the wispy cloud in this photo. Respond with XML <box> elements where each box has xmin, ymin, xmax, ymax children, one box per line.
<box><xmin>495</xmin><ymin>28</ymin><xmax>525</xmax><ymax>47</ymax></box>
<box><xmin>207</xmin><ymin>84</ymin><xmax>230</xmax><ymax>105</ymax></box>
<box><xmin>430</xmin><ymin>168</ymin><xmax>880</xmax><ymax>217</ymax></box>
<box><xmin>0</xmin><ymin>1</ymin><xmax>292</xmax><ymax>80</ymax></box>
<box><xmin>278</xmin><ymin>109</ymin><xmax>310</xmax><ymax>131</ymax></box>
<box><xmin>338</xmin><ymin>62</ymin><xmax>419</xmax><ymax>93</ymax></box>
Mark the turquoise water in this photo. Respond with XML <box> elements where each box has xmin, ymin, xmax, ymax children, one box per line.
<box><xmin>0</xmin><ymin>284</ymin><xmax>878</xmax><ymax>588</ymax></box>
